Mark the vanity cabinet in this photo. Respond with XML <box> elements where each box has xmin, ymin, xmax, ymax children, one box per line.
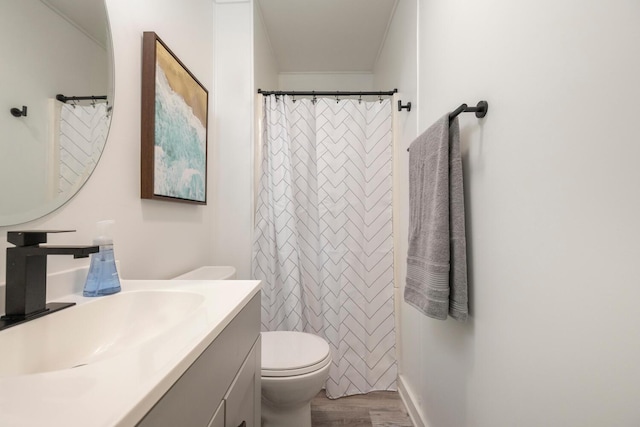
<box><xmin>207</xmin><ymin>402</ymin><xmax>224</xmax><ymax>427</ymax></box>
<box><xmin>137</xmin><ymin>294</ymin><xmax>261</xmax><ymax>427</ymax></box>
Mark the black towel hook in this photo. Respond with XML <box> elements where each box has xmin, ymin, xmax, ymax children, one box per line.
<box><xmin>10</xmin><ymin>106</ymin><xmax>27</xmax><ymax>117</ymax></box>
<box><xmin>398</xmin><ymin>100</ymin><xmax>412</xmax><ymax>112</ymax></box>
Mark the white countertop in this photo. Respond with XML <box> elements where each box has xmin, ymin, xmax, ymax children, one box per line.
<box><xmin>0</xmin><ymin>279</ymin><xmax>261</xmax><ymax>427</ymax></box>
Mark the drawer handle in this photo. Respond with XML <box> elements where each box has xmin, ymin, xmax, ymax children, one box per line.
<box><xmin>238</xmin><ymin>422</ymin><xmax>246</xmax><ymax>427</ymax></box>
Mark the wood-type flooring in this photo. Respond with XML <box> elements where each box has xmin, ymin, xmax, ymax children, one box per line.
<box><xmin>310</xmin><ymin>390</ymin><xmax>413</xmax><ymax>427</ymax></box>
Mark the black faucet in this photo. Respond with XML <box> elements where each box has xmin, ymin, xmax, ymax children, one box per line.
<box><xmin>1</xmin><ymin>230</ymin><xmax>99</xmax><ymax>331</ymax></box>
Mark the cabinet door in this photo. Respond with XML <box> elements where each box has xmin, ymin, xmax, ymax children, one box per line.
<box><xmin>207</xmin><ymin>401</ymin><xmax>224</xmax><ymax>427</ymax></box>
<box><xmin>225</xmin><ymin>339</ymin><xmax>260</xmax><ymax>427</ymax></box>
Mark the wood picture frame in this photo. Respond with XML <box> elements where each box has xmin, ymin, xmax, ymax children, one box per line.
<box><xmin>141</xmin><ymin>31</ymin><xmax>208</xmax><ymax>204</ymax></box>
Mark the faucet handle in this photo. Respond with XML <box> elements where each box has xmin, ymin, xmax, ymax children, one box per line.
<box><xmin>7</xmin><ymin>230</ymin><xmax>76</xmax><ymax>247</ymax></box>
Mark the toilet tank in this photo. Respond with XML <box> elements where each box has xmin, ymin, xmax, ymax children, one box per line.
<box><xmin>171</xmin><ymin>266</ymin><xmax>237</xmax><ymax>280</ymax></box>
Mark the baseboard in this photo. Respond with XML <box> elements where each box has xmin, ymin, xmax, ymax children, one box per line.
<box><xmin>398</xmin><ymin>375</ymin><xmax>428</xmax><ymax>427</ymax></box>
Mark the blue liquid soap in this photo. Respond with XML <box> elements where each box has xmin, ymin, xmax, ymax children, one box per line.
<box><xmin>83</xmin><ymin>244</ymin><xmax>121</xmax><ymax>296</ymax></box>
<box><xmin>83</xmin><ymin>220</ymin><xmax>122</xmax><ymax>297</ymax></box>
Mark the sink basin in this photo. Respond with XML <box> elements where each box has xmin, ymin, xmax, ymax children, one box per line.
<box><xmin>0</xmin><ymin>278</ymin><xmax>261</xmax><ymax>427</ymax></box>
<box><xmin>0</xmin><ymin>290</ymin><xmax>204</xmax><ymax>377</ymax></box>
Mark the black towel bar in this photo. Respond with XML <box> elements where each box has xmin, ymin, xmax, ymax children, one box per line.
<box><xmin>449</xmin><ymin>101</ymin><xmax>488</xmax><ymax>121</ymax></box>
<box><xmin>406</xmin><ymin>101</ymin><xmax>489</xmax><ymax>152</ymax></box>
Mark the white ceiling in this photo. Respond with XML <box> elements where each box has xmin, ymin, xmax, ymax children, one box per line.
<box><xmin>256</xmin><ymin>0</ymin><xmax>398</xmax><ymax>73</ymax></box>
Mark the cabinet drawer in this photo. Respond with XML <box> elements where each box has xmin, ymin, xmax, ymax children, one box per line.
<box><xmin>225</xmin><ymin>335</ymin><xmax>260</xmax><ymax>427</ymax></box>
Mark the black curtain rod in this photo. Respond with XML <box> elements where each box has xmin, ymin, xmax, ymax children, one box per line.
<box><xmin>56</xmin><ymin>94</ymin><xmax>107</xmax><ymax>104</ymax></box>
<box><xmin>257</xmin><ymin>89</ymin><xmax>398</xmax><ymax>97</ymax></box>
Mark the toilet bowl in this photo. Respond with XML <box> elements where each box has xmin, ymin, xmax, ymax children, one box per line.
<box><xmin>261</xmin><ymin>331</ymin><xmax>331</xmax><ymax>427</ymax></box>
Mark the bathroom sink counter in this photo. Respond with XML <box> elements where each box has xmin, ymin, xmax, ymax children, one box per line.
<box><xmin>0</xmin><ymin>279</ymin><xmax>261</xmax><ymax>427</ymax></box>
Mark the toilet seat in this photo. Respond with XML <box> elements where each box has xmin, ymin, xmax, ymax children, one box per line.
<box><xmin>261</xmin><ymin>331</ymin><xmax>331</xmax><ymax>377</ymax></box>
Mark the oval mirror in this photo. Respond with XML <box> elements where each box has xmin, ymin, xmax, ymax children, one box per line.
<box><xmin>0</xmin><ymin>0</ymin><xmax>113</xmax><ymax>226</ymax></box>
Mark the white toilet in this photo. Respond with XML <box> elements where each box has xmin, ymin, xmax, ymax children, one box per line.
<box><xmin>261</xmin><ymin>331</ymin><xmax>331</xmax><ymax>427</ymax></box>
<box><xmin>171</xmin><ymin>266</ymin><xmax>236</xmax><ymax>280</ymax></box>
<box><xmin>172</xmin><ymin>267</ymin><xmax>331</xmax><ymax>427</ymax></box>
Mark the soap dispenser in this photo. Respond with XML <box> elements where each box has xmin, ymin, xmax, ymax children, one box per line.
<box><xmin>83</xmin><ymin>220</ymin><xmax>121</xmax><ymax>297</ymax></box>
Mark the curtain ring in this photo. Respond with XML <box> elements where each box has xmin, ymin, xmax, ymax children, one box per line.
<box><xmin>335</xmin><ymin>94</ymin><xmax>339</xmax><ymax>104</ymax></box>
<box><xmin>312</xmin><ymin>93</ymin><xmax>317</xmax><ymax>105</ymax></box>
<box><xmin>378</xmin><ymin>95</ymin><xmax>383</xmax><ymax>104</ymax></box>
<box><xmin>292</xmin><ymin>94</ymin><xmax>296</xmax><ymax>103</ymax></box>
<box><xmin>359</xmin><ymin>93</ymin><xmax>362</xmax><ymax>104</ymax></box>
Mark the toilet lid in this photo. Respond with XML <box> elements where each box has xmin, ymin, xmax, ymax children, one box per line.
<box><xmin>261</xmin><ymin>331</ymin><xmax>331</xmax><ymax>377</ymax></box>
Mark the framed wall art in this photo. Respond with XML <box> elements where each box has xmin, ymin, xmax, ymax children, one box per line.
<box><xmin>141</xmin><ymin>31</ymin><xmax>208</xmax><ymax>204</ymax></box>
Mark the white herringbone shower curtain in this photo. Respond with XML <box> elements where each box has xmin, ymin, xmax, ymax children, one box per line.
<box><xmin>252</xmin><ymin>95</ymin><xmax>396</xmax><ymax>398</ymax></box>
<box><xmin>58</xmin><ymin>103</ymin><xmax>109</xmax><ymax>194</ymax></box>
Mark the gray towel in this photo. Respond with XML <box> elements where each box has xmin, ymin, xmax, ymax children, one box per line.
<box><xmin>405</xmin><ymin>114</ymin><xmax>468</xmax><ymax>322</ymax></box>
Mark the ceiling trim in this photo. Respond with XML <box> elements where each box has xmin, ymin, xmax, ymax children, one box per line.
<box><xmin>278</xmin><ymin>71</ymin><xmax>374</xmax><ymax>75</ymax></box>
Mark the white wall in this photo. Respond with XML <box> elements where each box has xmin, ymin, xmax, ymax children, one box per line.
<box><xmin>212</xmin><ymin>0</ymin><xmax>255</xmax><ymax>279</ymax></box>
<box><xmin>254</xmin><ymin>0</ymin><xmax>278</xmax><ymax>92</ymax></box>
<box><xmin>279</xmin><ymin>72</ymin><xmax>374</xmax><ymax>91</ymax></box>
<box><xmin>0</xmin><ymin>0</ymin><xmax>215</xmax><ymax>285</ymax></box>
<box><xmin>394</xmin><ymin>0</ymin><xmax>640</xmax><ymax>426</ymax></box>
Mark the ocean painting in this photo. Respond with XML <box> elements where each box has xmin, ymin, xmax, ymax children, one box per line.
<box><xmin>152</xmin><ymin>40</ymin><xmax>207</xmax><ymax>202</ymax></box>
